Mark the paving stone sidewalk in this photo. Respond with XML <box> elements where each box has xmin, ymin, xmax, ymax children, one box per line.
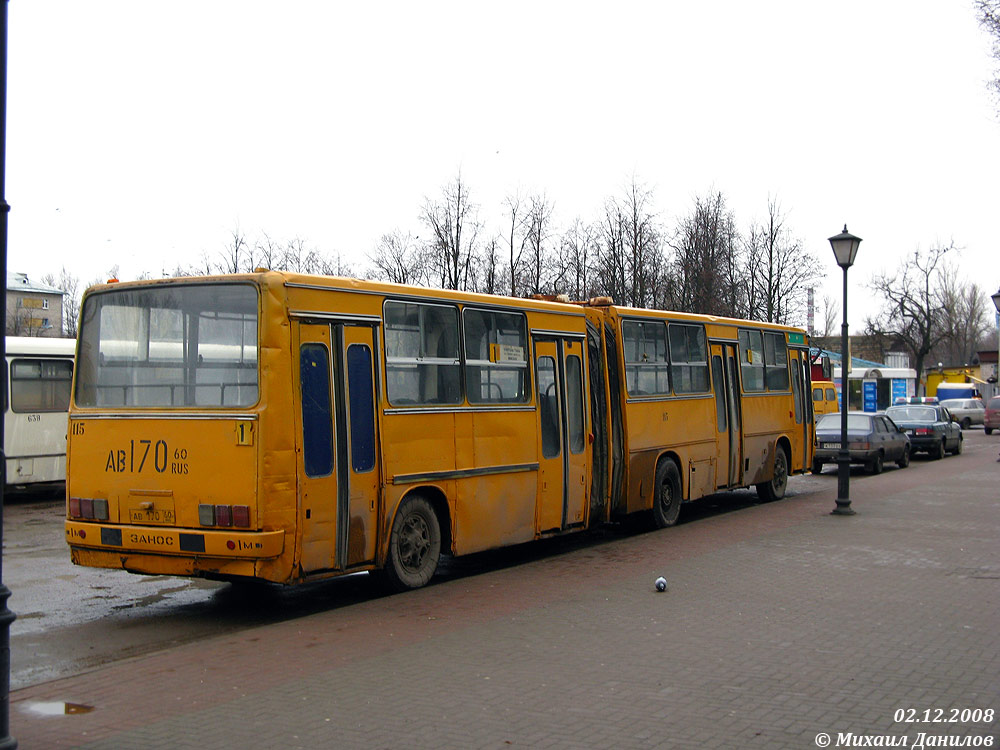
<box><xmin>11</xmin><ymin>439</ymin><xmax>1000</xmax><ymax>749</ymax></box>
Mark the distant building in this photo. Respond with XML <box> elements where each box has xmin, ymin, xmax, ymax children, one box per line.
<box><xmin>812</xmin><ymin>336</ymin><xmax>917</xmax><ymax>411</ymax></box>
<box><xmin>976</xmin><ymin>349</ymin><xmax>998</xmax><ymax>400</ymax></box>
<box><xmin>6</xmin><ymin>272</ymin><xmax>64</xmax><ymax>337</ymax></box>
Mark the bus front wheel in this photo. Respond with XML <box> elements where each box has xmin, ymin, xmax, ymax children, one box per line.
<box><xmin>757</xmin><ymin>446</ymin><xmax>788</xmax><ymax>502</ymax></box>
<box><xmin>382</xmin><ymin>495</ymin><xmax>441</xmax><ymax>591</ymax></box>
<box><xmin>652</xmin><ymin>459</ymin><xmax>682</xmax><ymax>529</ymax></box>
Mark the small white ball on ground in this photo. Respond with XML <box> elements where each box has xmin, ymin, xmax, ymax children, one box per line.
<box><xmin>654</xmin><ymin>576</ymin><xmax>667</xmax><ymax>592</ymax></box>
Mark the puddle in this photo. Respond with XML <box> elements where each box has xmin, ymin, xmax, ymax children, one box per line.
<box><xmin>24</xmin><ymin>701</ymin><xmax>94</xmax><ymax>716</ymax></box>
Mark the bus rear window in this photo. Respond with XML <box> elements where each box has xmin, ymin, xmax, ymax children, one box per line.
<box><xmin>75</xmin><ymin>283</ymin><xmax>259</xmax><ymax>408</ymax></box>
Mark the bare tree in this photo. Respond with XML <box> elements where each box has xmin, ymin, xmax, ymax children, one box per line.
<box><xmin>744</xmin><ymin>198</ymin><xmax>823</xmax><ymax>325</ymax></box>
<box><xmin>620</xmin><ymin>180</ymin><xmax>661</xmax><ymax>309</ymax></box>
<box><xmin>477</xmin><ymin>236</ymin><xmax>502</xmax><ymax>296</ymax></box>
<box><xmin>501</xmin><ymin>192</ymin><xmax>530</xmax><ymax>297</ymax></box>
<box><xmin>42</xmin><ymin>267</ymin><xmax>81</xmax><ymax>337</ymax></box>
<box><xmin>596</xmin><ymin>179</ymin><xmax>663</xmax><ymax>309</ymax></box>
<box><xmin>559</xmin><ymin>217</ymin><xmax>599</xmax><ymax>301</ymax></box>
<box><xmin>217</xmin><ymin>226</ymin><xmax>251</xmax><ymax>274</ymax></box>
<box><xmin>932</xmin><ymin>263</ymin><xmax>993</xmax><ymax>365</ymax></box>
<box><xmin>976</xmin><ymin>0</ymin><xmax>1000</xmax><ymax>106</ymax></box>
<box><xmin>421</xmin><ymin>173</ymin><xmax>480</xmax><ymax>291</ymax></box>
<box><xmin>255</xmin><ymin>233</ymin><xmax>284</xmax><ymax>271</ymax></box>
<box><xmin>866</xmin><ymin>243</ymin><xmax>954</xmax><ymax>394</ymax></box>
<box><xmin>524</xmin><ymin>193</ymin><xmax>554</xmax><ymax>296</ymax></box>
<box><xmin>367</xmin><ymin>230</ymin><xmax>426</xmax><ymax>285</ymax></box>
<box><xmin>596</xmin><ymin>198</ymin><xmax>628</xmax><ymax>305</ymax></box>
<box><xmin>669</xmin><ymin>190</ymin><xmax>741</xmax><ymax>316</ymax></box>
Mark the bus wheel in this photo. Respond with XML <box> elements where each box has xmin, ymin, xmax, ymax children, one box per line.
<box><xmin>383</xmin><ymin>495</ymin><xmax>441</xmax><ymax>591</ymax></box>
<box><xmin>652</xmin><ymin>459</ymin><xmax>682</xmax><ymax>529</ymax></box>
<box><xmin>756</xmin><ymin>446</ymin><xmax>788</xmax><ymax>502</ymax></box>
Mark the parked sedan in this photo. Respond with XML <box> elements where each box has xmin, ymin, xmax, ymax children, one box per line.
<box><xmin>883</xmin><ymin>403</ymin><xmax>963</xmax><ymax>459</ymax></box>
<box><xmin>986</xmin><ymin>396</ymin><xmax>1000</xmax><ymax>435</ymax></box>
<box><xmin>939</xmin><ymin>398</ymin><xmax>985</xmax><ymax>430</ymax></box>
<box><xmin>813</xmin><ymin>412</ymin><xmax>911</xmax><ymax>474</ymax></box>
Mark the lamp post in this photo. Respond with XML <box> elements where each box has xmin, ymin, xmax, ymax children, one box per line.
<box><xmin>829</xmin><ymin>225</ymin><xmax>862</xmax><ymax>516</ymax></box>
<box><xmin>992</xmin><ymin>288</ymin><xmax>1000</xmax><ymax>399</ymax></box>
<box><xmin>0</xmin><ymin>2</ymin><xmax>14</xmax><ymax>747</ymax></box>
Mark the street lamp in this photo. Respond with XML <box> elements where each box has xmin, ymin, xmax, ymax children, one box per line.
<box><xmin>829</xmin><ymin>225</ymin><xmax>862</xmax><ymax>516</ymax></box>
<box><xmin>992</xmin><ymin>288</ymin><xmax>1000</xmax><ymax>399</ymax></box>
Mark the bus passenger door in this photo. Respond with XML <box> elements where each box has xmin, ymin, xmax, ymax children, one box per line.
<box><xmin>534</xmin><ymin>337</ymin><xmax>588</xmax><ymax>534</ymax></box>
<box><xmin>338</xmin><ymin>325</ymin><xmax>379</xmax><ymax>568</ymax></box>
<box><xmin>788</xmin><ymin>348</ymin><xmax>811</xmax><ymax>472</ymax></box>
<box><xmin>296</xmin><ymin>322</ymin><xmax>380</xmax><ymax>575</ymax></box>
<box><xmin>711</xmin><ymin>342</ymin><xmax>743</xmax><ymax>489</ymax></box>
<box><xmin>296</xmin><ymin>324</ymin><xmax>340</xmax><ymax>573</ymax></box>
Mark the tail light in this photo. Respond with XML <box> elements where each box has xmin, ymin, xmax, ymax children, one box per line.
<box><xmin>915</xmin><ymin>427</ymin><xmax>933</xmax><ymax>435</ymax></box>
<box><xmin>199</xmin><ymin>504</ymin><xmax>251</xmax><ymax>528</ymax></box>
<box><xmin>68</xmin><ymin>498</ymin><xmax>109</xmax><ymax>521</ymax></box>
<box><xmin>231</xmin><ymin>505</ymin><xmax>250</xmax><ymax>527</ymax></box>
<box><xmin>848</xmin><ymin>442</ymin><xmax>871</xmax><ymax>450</ymax></box>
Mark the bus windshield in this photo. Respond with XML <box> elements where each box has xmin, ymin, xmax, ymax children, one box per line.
<box><xmin>75</xmin><ymin>283</ymin><xmax>259</xmax><ymax>408</ymax></box>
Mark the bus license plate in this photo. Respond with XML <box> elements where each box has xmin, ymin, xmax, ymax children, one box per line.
<box><xmin>128</xmin><ymin>508</ymin><xmax>175</xmax><ymax>525</ymax></box>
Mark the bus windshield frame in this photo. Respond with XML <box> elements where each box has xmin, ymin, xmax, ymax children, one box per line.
<box><xmin>74</xmin><ymin>282</ymin><xmax>260</xmax><ymax>409</ymax></box>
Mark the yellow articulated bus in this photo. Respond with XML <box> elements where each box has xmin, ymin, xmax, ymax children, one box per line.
<box><xmin>65</xmin><ymin>272</ymin><xmax>813</xmax><ymax>589</ymax></box>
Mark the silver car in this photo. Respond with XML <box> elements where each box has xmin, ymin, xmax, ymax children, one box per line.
<box><xmin>938</xmin><ymin>398</ymin><xmax>985</xmax><ymax>430</ymax></box>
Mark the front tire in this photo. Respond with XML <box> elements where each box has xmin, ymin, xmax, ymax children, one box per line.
<box><xmin>757</xmin><ymin>446</ymin><xmax>788</xmax><ymax>502</ymax></box>
<box><xmin>382</xmin><ymin>495</ymin><xmax>441</xmax><ymax>591</ymax></box>
<box><xmin>652</xmin><ymin>459</ymin><xmax>682</xmax><ymax>528</ymax></box>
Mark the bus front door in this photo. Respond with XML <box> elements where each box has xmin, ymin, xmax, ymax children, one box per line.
<box><xmin>711</xmin><ymin>342</ymin><xmax>744</xmax><ymax>489</ymax></box>
<box><xmin>296</xmin><ymin>322</ymin><xmax>380</xmax><ymax>575</ymax></box>
<box><xmin>534</xmin><ymin>337</ymin><xmax>588</xmax><ymax>535</ymax></box>
<box><xmin>788</xmin><ymin>348</ymin><xmax>812</xmax><ymax>472</ymax></box>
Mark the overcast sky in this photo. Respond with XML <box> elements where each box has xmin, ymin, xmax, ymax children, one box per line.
<box><xmin>7</xmin><ymin>1</ymin><xmax>1000</xmax><ymax>330</ymax></box>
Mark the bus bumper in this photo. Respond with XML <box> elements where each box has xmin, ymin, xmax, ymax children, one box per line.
<box><xmin>65</xmin><ymin>521</ymin><xmax>285</xmax><ymax>560</ymax></box>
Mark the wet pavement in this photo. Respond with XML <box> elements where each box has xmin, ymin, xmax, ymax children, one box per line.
<box><xmin>5</xmin><ymin>430</ymin><xmax>999</xmax><ymax>748</ymax></box>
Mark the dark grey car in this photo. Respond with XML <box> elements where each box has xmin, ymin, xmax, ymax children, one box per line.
<box><xmin>883</xmin><ymin>404</ymin><xmax>963</xmax><ymax>459</ymax></box>
<box><xmin>813</xmin><ymin>412</ymin><xmax>911</xmax><ymax>474</ymax></box>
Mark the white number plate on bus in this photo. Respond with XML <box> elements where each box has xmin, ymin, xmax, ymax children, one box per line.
<box><xmin>128</xmin><ymin>508</ymin><xmax>175</xmax><ymax>525</ymax></box>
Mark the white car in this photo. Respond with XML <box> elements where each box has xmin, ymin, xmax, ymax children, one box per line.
<box><xmin>938</xmin><ymin>398</ymin><xmax>985</xmax><ymax>430</ymax></box>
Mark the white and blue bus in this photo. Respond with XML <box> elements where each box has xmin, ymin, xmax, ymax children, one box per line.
<box><xmin>4</xmin><ymin>336</ymin><xmax>76</xmax><ymax>489</ymax></box>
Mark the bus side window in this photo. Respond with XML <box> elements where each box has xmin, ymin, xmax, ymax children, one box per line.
<box><xmin>537</xmin><ymin>356</ymin><xmax>560</xmax><ymax>458</ymax></box>
<box><xmin>10</xmin><ymin>358</ymin><xmax>74</xmax><ymax>413</ymax></box>
<box><xmin>384</xmin><ymin>301</ymin><xmax>461</xmax><ymax>406</ymax></box>
<box><xmin>347</xmin><ymin>344</ymin><xmax>375</xmax><ymax>473</ymax></box>
<box><xmin>763</xmin><ymin>332</ymin><xmax>789</xmax><ymax>391</ymax></box>
<box><xmin>712</xmin><ymin>356</ymin><xmax>727</xmax><ymax>431</ymax></box>
<box><xmin>566</xmin><ymin>355</ymin><xmax>585</xmax><ymax>454</ymax></box>
<box><xmin>738</xmin><ymin>330</ymin><xmax>764</xmax><ymax>392</ymax></box>
<box><xmin>300</xmin><ymin>344</ymin><xmax>334</xmax><ymax>478</ymax></box>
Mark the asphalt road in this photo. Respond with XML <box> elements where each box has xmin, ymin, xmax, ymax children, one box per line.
<box><xmin>5</xmin><ymin>427</ymin><xmax>995</xmax><ymax>691</ymax></box>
